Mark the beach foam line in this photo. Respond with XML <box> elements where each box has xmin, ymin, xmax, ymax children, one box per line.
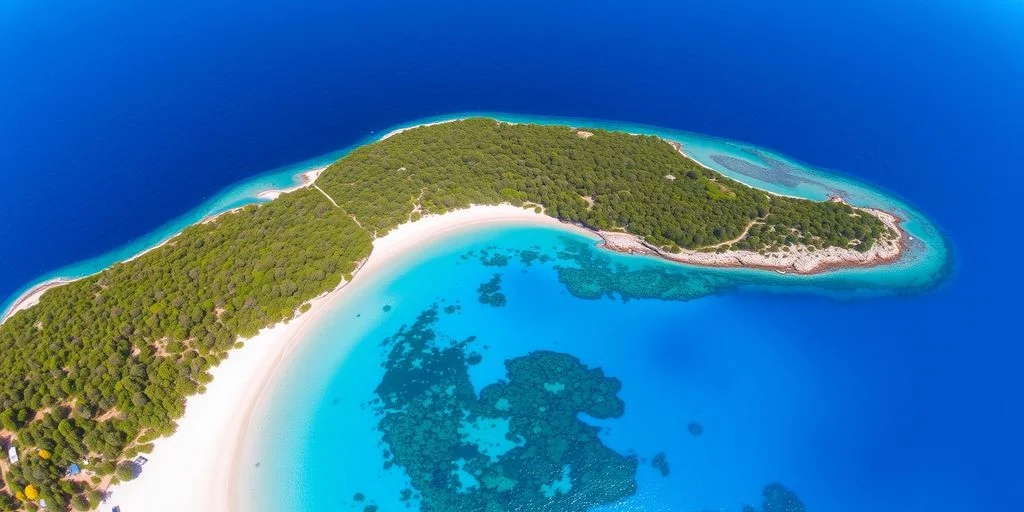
<box><xmin>378</xmin><ymin>118</ymin><xmax>465</xmax><ymax>141</ymax></box>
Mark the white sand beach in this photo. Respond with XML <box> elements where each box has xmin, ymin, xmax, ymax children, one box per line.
<box><xmin>598</xmin><ymin>204</ymin><xmax>904</xmax><ymax>275</ymax></box>
<box><xmin>255</xmin><ymin>167</ymin><xmax>325</xmax><ymax>200</ymax></box>
<box><xmin>103</xmin><ymin>204</ymin><xmax>578</xmax><ymax>512</ymax></box>
<box><xmin>379</xmin><ymin>118</ymin><xmax>463</xmax><ymax>140</ymax></box>
<box><xmin>0</xmin><ymin>278</ymin><xmax>75</xmax><ymax>324</ymax></box>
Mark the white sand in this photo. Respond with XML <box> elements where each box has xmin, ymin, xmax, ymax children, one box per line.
<box><xmin>0</xmin><ymin>278</ymin><xmax>74</xmax><ymax>324</ymax></box>
<box><xmin>103</xmin><ymin>204</ymin><xmax>578</xmax><ymax>512</ymax></box>
<box><xmin>379</xmin><ymin>118</ymin><xmax>463</xmax><ymax>141</ymax></box>
<box><xmin>255</xmin><ymin>167</ymin><xmax>324</xmax><ymax>200</ymax></box>
<box><xmin>598</xmin><ymin>204</ymin><xmax>904</xmax><ymax>274</ymax></box>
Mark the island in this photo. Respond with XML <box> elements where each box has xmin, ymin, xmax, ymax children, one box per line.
<box><xmin>0</xmin><ymin>118</ymin><xmax>899</xmax><ymax>510</ymax></box>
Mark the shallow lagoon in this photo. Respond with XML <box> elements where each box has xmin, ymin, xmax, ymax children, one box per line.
<box><xmin>238</xmin><ymin>219</ymin><xmax>958</xmax><ymax>511</ymax></box>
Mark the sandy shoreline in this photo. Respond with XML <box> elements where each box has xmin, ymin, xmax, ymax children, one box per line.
<box><xmin>595</xmin><ymin>202</ymin><xmax>905</xmax><ymax>275</ymax></box>
<box><xmin>0</xmin><ymin>278</ymin><xmax>75</xmax><ymax>324</ymax></box>
<box><xmin>255</xmin><ymin>167</ymin><xmax>324</xmax><ymax>200</ymax></box>
<box><xmin>85</xmin><ymin>199</ymin><xmax>902</xmax><ymax>510</ymax></box>
<box><xmin>104</xmin><ymin>201</ymin><xmax>905</xmax><ymax>512</ymax></box>
<box><xmin>553</xmin><ymin>139</ymin><xmax>906</xmax><ymax>275</ymax></box>
<box><xmin>104</xmin><ymin>205</ymin><xmax>578</xmax><ymax>512</ymax></box>
<box><xmin>379</xmin><ymin>118</ymin><xmax>463</xmax><ymax>141</ymax></box>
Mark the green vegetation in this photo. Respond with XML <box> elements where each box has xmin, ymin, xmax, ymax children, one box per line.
<box><xmin>0</xmin><ymin>190</ymin><xmax>369</xmax><ymax>509</ymax></box>
<box><xmin>113</xmin><ymin>462</ymin><xmax>135</xmax><ymax>482</ymax></box>
<box><xmin>319</xmin><ymin>119</ymin><xmax>891</xmax><ymax>252</ymax></box>
<box><xmin>0</xmin><ymin>118</ymin><xmax>875</xmax><ymax>509</ymax></box>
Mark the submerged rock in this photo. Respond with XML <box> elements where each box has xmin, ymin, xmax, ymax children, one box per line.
<box><xmin>372</xmin><ymin>306</ymin><xmax>637</xmax><ymax>511</ymax></box>
<box><xmin>651</xmin><ymin>452</ymin><xmax>670</xmax><ymax>477</ymax></box>
<box><xmin>480</xmin><ymin>252</ymin><xmax>510</xmax><ymax>267</ymax></box>
<box><xmin>477</xmin><ymin>274</ymin><xmax>507</xmax><ymax>307</ymax></box>
<box><xmin>687</xmin><ymin>421</ymin><xmax>704</xmax><ymax>437</ymax></box>
<box><xmin>761</xmin><ymin>482</ymin><xmax>806</xmax><ymax>512</ymax></box>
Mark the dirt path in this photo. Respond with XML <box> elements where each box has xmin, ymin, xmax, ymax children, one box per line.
<box><xmin>408</xmin><ymin>187</ymin><xmax>427</xmax><ymax>222</ymax></box>
<box><xmin>312</xmin><ymin>184</ymin><xmax>340</xmax><ymax>208</ymax></box>
<box><xmin>312</xmin><ymin>184</ymin><xmax>369</xmax><ymax>233</ymax></box>
<box><xmin>698</xmin><ymin>218</ymin><xmax>762</xmax><ymax>250</ymax></box>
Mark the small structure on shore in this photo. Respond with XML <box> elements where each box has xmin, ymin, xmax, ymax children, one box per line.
<box><xmin>7</xmin><ymin>446</ymin><xmax>18</xmax><ymax>464</ymax></box>
<box><xmin>133</xmin><ymin>455</ymin><xmax>148</xmax><ymax>466</ymax></box>
<box><xmin>67</xmin><ymin>463</ymin><xmax>81</xmax><ymax>476</ymax></box>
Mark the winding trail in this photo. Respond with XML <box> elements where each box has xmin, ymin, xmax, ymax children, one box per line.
<box><xmin>313</xmin><ymin>184</ymin><xmax>368</xmax><ymax>232</ymax></box>
<box><xmin>313</xmin><ymin>184</ymin><xmax>339</xmax><ymax>208</ymax></box>
<box><xmin>409</xmin><ymin>187</ymin><xmax>427</xmax><ymax>222</ymax></box>
<box><xmin>697</xmin><ymin>218</ymin><xmax>763</xmax><ymax>250</ymax></box>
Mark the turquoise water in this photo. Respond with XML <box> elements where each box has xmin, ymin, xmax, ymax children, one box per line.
<box><xmin>238</xmin><ymin>222</ymin><xmax>949</xmax><ymax>511</ymax></box>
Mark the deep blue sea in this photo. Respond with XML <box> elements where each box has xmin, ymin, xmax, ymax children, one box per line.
<box><xmin>3</xmin><ymin>1</ymin><xmax>1023</xmax><ymax>510</ymax></box>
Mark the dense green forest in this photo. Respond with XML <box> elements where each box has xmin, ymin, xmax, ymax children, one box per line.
<box><xmin>320</xmin><ymin>120</ymin><xmax>891</xmax><ymax>252</ymax></box>
<box><xmin>0</xmin><ymin>119</ymin><xmax>889</xmax><ymax>510</ymax></box>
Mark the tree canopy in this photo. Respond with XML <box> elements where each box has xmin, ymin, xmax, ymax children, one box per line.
<box><xmin>320</xmin><ymin>120</ymin><xmax>891</xmax><ymax>252</ymax></box>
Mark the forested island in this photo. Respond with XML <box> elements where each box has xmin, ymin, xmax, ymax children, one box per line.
<box><xmin>0</xmin><ymin>119</ymin><xmax>897</xmax><ymax>510</ymax></box>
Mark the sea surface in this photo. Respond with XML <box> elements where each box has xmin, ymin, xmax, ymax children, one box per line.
<box><xmin>235</xmin><ymin>223</ymin><xmax>929</xmax><ymax>511</ymax></box>
<box><xmin>2</xmin><ymin>1</ymin><xmax>1023</xmax><ymax>510</ymax></box>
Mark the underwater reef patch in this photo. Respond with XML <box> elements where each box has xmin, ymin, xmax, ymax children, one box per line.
<box><xmin>688</xmin><ymin>421</ymin><xmax>704</xmax><ymax>437</ymax></box>
<box><xmin>372</xmin><ymin>306</ymin><xmax>638</xmax><ymax>511</ymax></box>
<box><xmin>651</xmin><ymin>452</ymin><xmax>670</xmax><ymax>477</ymax></box>
<box><xmin>743</xmin><ymin>482</ymin><xmax>807</xmax><ymax>512</ymax></box>
<box><xmin>477</xmin><ymin>274</ymin><xmax>507</xmax><ymax>307</ymax></box>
